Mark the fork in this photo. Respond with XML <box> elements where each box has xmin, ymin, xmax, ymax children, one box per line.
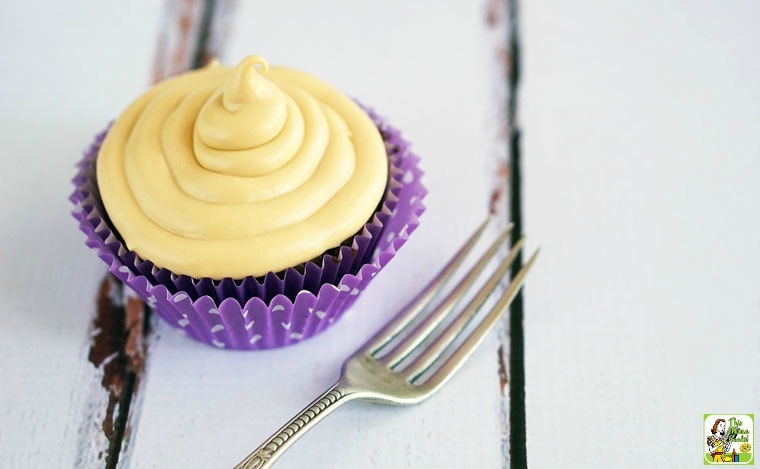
<box><xmin>234</xmin><ymin>218</ymin><xmax>539</xmax><ymax>468</ymax></box>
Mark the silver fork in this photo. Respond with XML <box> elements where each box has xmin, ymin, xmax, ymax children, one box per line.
<box><xmin>234</xmin><ymin>219</ymin><xmax>539</xmax><ymax>469</ymax></box>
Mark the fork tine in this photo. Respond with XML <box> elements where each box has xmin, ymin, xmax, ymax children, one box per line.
<box><xmin>401</xmin><ymin>237</ymin><xmax>524</xmax><ymax>380</ymax></box>
<box><xmin>364</xmin><ymin>217</ymin><xmax>497</xmax><ymax>354</ymax></box>
<box><xmin>419</xmin><ymin>248</ymin><xmax>540</xmax><ymax>393</ymax></box>
<box><xmin>379</xmin><ymin>225</ymin><xmax>514</xmax><ymax>366</ymax></box>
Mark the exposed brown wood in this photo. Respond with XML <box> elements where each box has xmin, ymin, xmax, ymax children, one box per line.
<box><xmin>497</xmin><ymin>344</ymin><xmax>509</xmax><ymax>396</ymax></box>
<box><xmin>86</xmin><ymin>276</ymin><xmax>150</xmax><ymax>467</ymax></box>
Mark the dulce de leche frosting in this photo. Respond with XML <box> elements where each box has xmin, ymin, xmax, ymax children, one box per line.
<box><xmin>97</xmin><ymin>56</ymin><xmax>388</xmax><ymax>279</ymax></box>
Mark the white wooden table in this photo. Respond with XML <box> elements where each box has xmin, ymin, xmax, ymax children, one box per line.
<box><xmin>521</xmin><ymin>1</ymin><xmax>760</xmax><ymax>467</ymax></box>
<box><xmin>1</xmin><ymin>1</ymin><xmax>758</xmax><ymax>468</ymax></box>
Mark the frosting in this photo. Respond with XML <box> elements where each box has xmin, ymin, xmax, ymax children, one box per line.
<box><xmin>97</xmin><ymin>56</ymin><xmax>388</xmax><ymax>279</ymax></box>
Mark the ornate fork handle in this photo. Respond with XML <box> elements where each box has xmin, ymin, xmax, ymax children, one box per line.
<box><xmin>234</xmin><ymin>383</ymin><xmax>357</xmax><ymax>469</ymax></box>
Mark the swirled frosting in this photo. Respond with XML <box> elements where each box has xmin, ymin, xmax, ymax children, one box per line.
<box><xmin>97</xmin><ymin>56</ymin><xmax>388</xmax><ymax>279</ymax></box>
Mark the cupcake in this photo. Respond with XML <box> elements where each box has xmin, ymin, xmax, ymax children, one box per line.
<box><xmin>71</xmin><ymin>55</ymin><xmax>425</xmax><ymax>350</ymax></box>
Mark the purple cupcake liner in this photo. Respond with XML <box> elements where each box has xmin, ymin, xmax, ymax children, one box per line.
<box><xmin>70</xmin><ymin>108</ymin><xmax>426</xmax><ymax>350</ymax></box>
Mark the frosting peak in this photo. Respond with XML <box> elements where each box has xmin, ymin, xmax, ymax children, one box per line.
<box><xmin>198</xmin><ymin>55</ymin><xmax>286</xmax><ymax>150</ymax></box>
<box><xmin>222</xmin><ymin>55</ymin><xmax>271</xmax><ymax>111</ymax></box>
<box><xmin>97</xmin><ymin>55</ymin><xmax>388</xmax><ymax>279</ymax></box>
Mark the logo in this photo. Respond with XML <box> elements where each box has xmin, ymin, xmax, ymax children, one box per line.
<box><xmin>705</xmin><ymin>414</ymin><xmax>754</xmax><ymax>465</ymax></box>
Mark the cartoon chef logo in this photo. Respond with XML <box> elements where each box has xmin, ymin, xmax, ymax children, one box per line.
<box><xmin>704</xmin><ymin>414</ymin><xmax>754</xmax><ymax>465</ymax></box>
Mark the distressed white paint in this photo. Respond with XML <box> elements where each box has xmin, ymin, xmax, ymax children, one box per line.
<box><xmin>0</xmin><ymin>2</ymin><xmax>162</xmax><ymax>467</ymax></box>
<box><xmin>0</xmin><ymin>1</ymin><xmax>512</xmax><ymax>468</ymax></box>
<box><xmin>521</xmin><ymin>1</ymin><xmax>760</xmax><ymax>467</ymax></box>
<box><xmin>128</xmin><ymin>2</ymin><xmax>507</xmax><ymax>468</ymax></box>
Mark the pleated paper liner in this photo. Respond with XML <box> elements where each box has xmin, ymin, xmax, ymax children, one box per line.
<box><xmin>71</xmin><ymin>108</ymin><xmax>426</xmax><ymax>350</ymax></box>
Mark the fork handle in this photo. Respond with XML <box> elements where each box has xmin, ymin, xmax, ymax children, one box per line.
<box><xmin>234</xmin><ymin>383</ymin><xmax>355</xmax><ymax>469</ymax></box>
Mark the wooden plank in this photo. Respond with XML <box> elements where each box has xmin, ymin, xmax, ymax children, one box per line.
<box><xmin>520</xmin><ymin>0</ymin><xmax>760</xmax><ymax>467</ymax></box>
<box><xmin>128</xmin><ymin>1</ymin><xmax>512</xmax><ymax>468</ymax></box>
<box><xmin>0</xmin><ymin>2</ymin><xmax>162</xmax><ymax>467</ymax></box>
